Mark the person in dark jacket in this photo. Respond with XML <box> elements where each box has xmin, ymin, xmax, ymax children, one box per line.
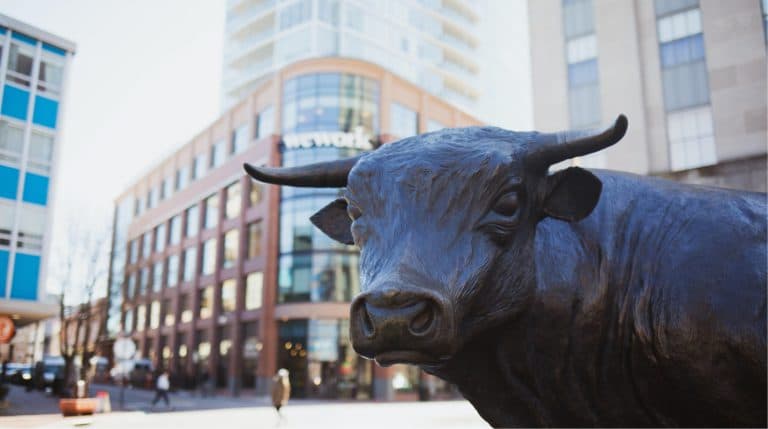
<box><xmin>271</xmin><ymin>369</ymin><xmax>290</xmax><ymax>416</ymax></box>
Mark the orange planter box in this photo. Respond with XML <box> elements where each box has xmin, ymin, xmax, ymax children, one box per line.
<box><xmin>59</xmin><ymin>398</ymin><xmax>98</xmax><ymax>417</ymax></box>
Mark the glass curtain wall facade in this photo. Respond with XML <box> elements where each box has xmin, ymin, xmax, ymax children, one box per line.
<box><xmin>654</xmin><ymin>0</ymin><xmax>716</xmax><ymax>171</ymax></box>
<box><xmin>0</xmin><ymin>17</ymin><xmax>73</xmax><ymax>311</ymax></box>
<box><xmin>561</xmin><ymin>0</ymin><xmax>604</xmax><ymax>168</ymax></box>
<box><xmin>278</xmin><ymin>72</ymin><xmax>375</xmax><ymax>397</ymax></box>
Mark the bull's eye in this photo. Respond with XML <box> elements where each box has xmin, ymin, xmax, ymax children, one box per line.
<box><xmin>347</xmin><ymin>203</ymin><xmax>362</xmax><ymax>221</ymax></box>
<box><xmin>493</xmin><ymin>192</ymin><xmax>519</xmax><ymax>216</ymax></box>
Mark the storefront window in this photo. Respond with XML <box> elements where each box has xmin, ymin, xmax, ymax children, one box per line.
<box><xmin>242</xmin><ymin>322</ymin><xmax>261</xmax><ymax>389</ymax></box>
<box><xmin>278</xmin><ymin>253</ymin><xmax>360</xmax><ymax>303</ymax></box>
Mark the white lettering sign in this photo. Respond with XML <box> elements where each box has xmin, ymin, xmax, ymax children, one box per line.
<box><xmin>283</xmin><ymin>126</ymin><xmax>373</xmax><ymax>150</ymax></box>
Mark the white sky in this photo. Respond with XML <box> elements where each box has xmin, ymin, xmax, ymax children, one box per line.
<box><xmin>2</xmin><ymin>1</ymin><xmax>225</xmax><ymax>295</ymax></box>
<box><xmin>1</xmin><ymin>1</ymin><xmax>532</xmax><ymax>298</ymax></box>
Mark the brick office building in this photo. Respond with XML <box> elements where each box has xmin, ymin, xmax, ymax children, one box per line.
<box><xmin>106</xmin><ymin>57</ymin><xmax>480</xmax><ymax>400</ymax></box>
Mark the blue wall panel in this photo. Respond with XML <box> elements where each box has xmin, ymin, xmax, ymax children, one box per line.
<box><xmin>11</xmin><ymin>32</ymin><xmax>36</xmax><ymax>46</ymax></box>
<box><xmin>0</xmin><ymin>165</ymin><xmax>19</xmax><ymax>199</ymax></box>
<box><xmin>1</xmin><ymin>85</ymin><xmax>30</xmax><ymax>121</ymax></box>
<box><xmin>22</xmin><ymin>173</ymin><xmax>49</xmax><ymax>206</ymax></box>
<box><xmin>33</xmin><ymin>96</ymin><xmax>58</xmax><ymax>129</ymax></box>
<box><xmin>11</xmin><ymin>253</ymin><xmax>40</xmax><ymax>301</ymax></box>
<box><xmin>42</xmin><ymin>43</ymin><xmax>66</xmax><ymax>56</ymax></box>
<box><xmin>0</xmin><ymin>250</ymin><xmax>8</xmax><ymax>298</ymax></box>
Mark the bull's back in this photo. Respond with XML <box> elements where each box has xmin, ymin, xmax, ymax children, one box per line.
<box><xmin>593</xmin><ymin>172</ymin><xmax>767</xmax><ymax>426</ymax></box>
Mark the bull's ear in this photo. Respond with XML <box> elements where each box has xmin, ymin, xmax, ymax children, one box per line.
<box><xmin>542</xmin><ymin>167</ymin><xmax>602</xmax><ymax>222</ymax></box>
<box><xmin>310</xmin><ymin>198</ymin><xmax>354</xmax><ymax>245</ymax></box>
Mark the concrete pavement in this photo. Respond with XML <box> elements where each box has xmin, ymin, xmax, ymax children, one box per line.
<box><xmin>0</xmin><ymin>383</ymin><xmax>489</xmax><ymax>429</ymax></box>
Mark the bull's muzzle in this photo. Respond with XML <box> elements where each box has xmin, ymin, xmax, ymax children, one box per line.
<box><xmin>350</xmin><ymin>285</ymin><xmax>455</xmax><ymax>366</ymax></box>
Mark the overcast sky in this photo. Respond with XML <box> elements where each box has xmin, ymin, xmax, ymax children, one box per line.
<box><xmin>3</xmin><ymin>0</ymin><xmax>225</xmax><ymax>295</ymax></box>
<box><xmin>1</xmin><ymin>1</ymin><xmax>532</xmax><ymax>297</ymax></box>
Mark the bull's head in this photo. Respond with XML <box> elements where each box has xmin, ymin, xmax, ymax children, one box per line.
<box><xmin>245</xmin><ymin>115</ymin><xmax>627</xmax><ymax>367</ymax></box>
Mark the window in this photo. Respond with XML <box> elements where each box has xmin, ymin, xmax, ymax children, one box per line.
<box><xmin>223</xmin><ymin>229</ymin><xmax>239</xmax><ymax>269</ymax></box>
<box><xmin>656</xmin><ymin>8</ymin><xmax>701</xmax><ymax>42</ymax></box>
<box><xmin>562</xmin><ymin>0</ymin><xmax>595</xmax><ymax>38</ymax></box>
<box><xmin>282</xmin><ymin>74</ymin><xmax>379</xmax><ymax>135</ymax></box>
<box><xmin>7</xmin><ymin>42</ymin><xmax>34</xmax><ymax>87</ymax></box>
<box><xmin>26</xmin><ymin>131</ymin><xmax>54</xmax><ymax>174</ymax></box>
<box><xmin>161</xmin><ymin>177</ymin><xmax>172</xmax><ymax>200</ymax></box>
<box><xmin>204</xmin><ymin>194</ymin><xmax>219</xmax><ymax>229</ymax></box>
<box><xmin>180</xmin><ymin>294</ymin><xmax>192</xmax><ymax>323</ymax></box>
<box><xmin>256</xmin><ymin>106</ymin><xmax>275</xmax><ymax>139</ymax></box>
<box><xmin>201</xmin><ymin>238</ymin><xmax>217</xmax><ymax>275</ymax></box>
<box><xmin>249</xmin><ymin>182</ymin><xmax>262</xmax><ymax>206</ymax></box>
<box><xmin>154</xmin><ymin>223</ymin><xmax>166</xmax><ymax>253</ymax></box>
<box><xmin>231</xmin><ymin>124</ymin><xmax>248</xmax><ymax>154</ymax></box>
<box><xmin>16</xmin><ymin>205</ymin><xmax>46</xmax><ymax>251</ymax></box>
<box><xmin>150</xmin><ymin>300</ymin><xmax>160</xmax><ymax>329</ymax></box>
<box><xmin>136</xmin><ymin>304</ymin><xmax>146</xmax><ymax>332</ymax></box>
<box><xmin>183</xmin><ymin>247</ymin><xmax>197</xmax><ymax>282</ymax></box>
<box><xmin>225</xmin><ymin>181</ymin><xmax>241</xmax><ymax>219</ymax></box>
<box><xmin>149</xmin><ymin>187</ymin><xmax>160</xmax><ymax>209</ymax></box>
<box><xmin>142</xmin><ymin>231</ymin><xmax>152</xmax><ymax>259</ymax></box>
<box><xmin>175</xmin><ymin>166</ymin><xmax>189</xmax><ymax>190</ymax></box>
<box><xmin>123</xmin><ymin>308</ymin><xmax>134</xmax><ymax>333</ymax></box>
<box><xmin>762</xmin><ymin>0</ymin><xmax>768</xmax><ymax>43</ymax></box>
<box><xmin>654</xmin><ymin>0</ymin><xmax>699</xmax><ymax>17</ymax></box>
<box><xmin>126</xmin><ymin>273</ymin><xmax>136</xmax><ymax>299</ymax></box>
<box><xmin>247</xmin><ymin>222</ymin><xmax>262</xmax><ymax>259</ymax></box>
<box><xmin>278</xmin><ymin>253</ymin><xmax>360</xmax><ymax>303</ymax></box>
<box><xmin>129</xmin><ymin>239</ymin><xmax>139</xmax><ymax>264</ymax></box>
<box><xmin>199</xmin><ymin>286</ymin><xmax>213</xmax><ymax>319</ymax></box>
<box><xmin>192</xmin><ymin>153</ymin><xmax>207</xmax><ymax>180</ymax></box>
<box><xmin>0</xmin><ymin>201</ymin><xmax>12</xmax><ymax>248</ymax></box>
<box><xmin>221</xmin><ymin>279</ymin><xmax>236</xmax><ymax>313</ymax></box>
<box><xmin>140</xmin><ymin>267</ymin><xmax>149</xmax><ymax>295</ymax></box>
<box><xmin>37</xmin><ymin>52</ymin><xmax>64</xmax><ymax>96</ymax></box>
<box><xmin>185</xmin><ymin>205</ymin><xmax>199</xmax><ymax>237</ymax></box>
<box><xmin>245</xmin><ymin>272</ymin><xmax>263</xmax><ymax>310</ymax></box>
<box><xmin>0</xmin><ymin>120</ymin><xmax>24</xmax><ymax>166</ymax></box>
<box><xmin>163</xmin><ymin>299</ymin><xmax>174</xmax><ymax>326</ymax></box>
<box><xmin>169</xmin><ymin>215</ymin><xmax>182</xmax><ymax>245</ymax></box>
<box><xmin>667</xmin><ymin>106</ymin><xmax>716</xmax><ymax>170</ymax></box>
<box><xmin>659</xmin><ymin>33</ymin><xmax>709</xmax><ymax>111</ymax></box>
<box><xmin>390</xmin><ymin>103</ymin><xmax>418</xmax><ymax>138</ymax></box>
<box><xmin>566</xmin><ymin>34</ymin><xmax>597</xmax><ymax>64</ymax></box>
<box><xmin>279</xmin><ymin>0</ymin><xmax>312</xmax><ymax>30</ymax></box>
<box><xmin>167</xmin><ymin>254</ymin><xmax>179</xmax><ymax>287</ymax></box>
<box><xmin>210</xmin><ymin>140</ymin><xmax>226</xmax><ymax>168</ymax></box>
<box><xmin>152</xmin><ymin>262</ymin><xmax>163</xmax><ymax>292</ymax></box>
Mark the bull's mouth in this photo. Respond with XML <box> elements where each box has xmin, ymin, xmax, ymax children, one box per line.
<box><xmin>372</xmin><ymin>350</ymin><xmax>452</xmax><ymax>367</ymax></box>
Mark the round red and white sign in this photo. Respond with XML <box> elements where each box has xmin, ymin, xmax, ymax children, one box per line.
<box><xmin>0</xmin><ymin>316</ymin><xmax>15</xmax><ymax>344</ymax></box>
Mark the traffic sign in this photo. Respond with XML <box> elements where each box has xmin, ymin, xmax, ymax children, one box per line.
<box><xmin>113</xmin><ymin>337</ymin><xmax>136</xmax><ymax>360</ymax></box>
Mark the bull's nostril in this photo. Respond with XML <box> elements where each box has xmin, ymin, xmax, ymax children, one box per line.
<box><xmin>360</xmin><ymin>304</ymin><xmax>375</xmax><ymax>338</ymax></box>
<box><xmin>409</xmin><ymin>303</ymin><xmax>435</xmax><ymax>335</ymax></box>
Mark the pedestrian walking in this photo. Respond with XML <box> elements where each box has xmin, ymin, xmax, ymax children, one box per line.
<box><xmin>151</xmin><ymin>371</ymin><xmax>171</xmax><ymax>409</ymax></box>
<box><xmin>271</xmin><ymin>369</ymin><xmax>290</xmax><ymax>417</ymax></box>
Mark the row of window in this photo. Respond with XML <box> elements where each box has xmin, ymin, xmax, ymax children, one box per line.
<box><xmin>123</xmin><ymin>271</ymin><xmax>263</xmax><ymax>333</ymax></box>
<box><xmin>125</xmin><ymin>221</ymin><xmax>262</xmax><ymax>299</ymax></box>
<box><xmin>129</xmin><ymin>180</ymin><xmax>262</xmax><ymax>264</ymax></box>
<box><xmin>0</xmin><ymin>119</ymin><xmax>55</xmax><ymax>174</ymax></box>
<box><xmin>134</xmin><ymin>106</ymin><xmax>274</xmax><ymax>217</ymax></box>
<box><xmin>0</xmin><ymin>32</ymin><xmax>66</xmax><ymax>98</ymax></box>
<box><xmin>654</xmin><ymin>0</ymin><xmax>716</xmax><ymax>171</ymax></box>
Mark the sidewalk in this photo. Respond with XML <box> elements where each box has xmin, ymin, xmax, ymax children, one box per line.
<box><xmin>89</xmin><ymin>383</ymin><xmax>272</xmax><ymax>412</ymax></box>
<box><xmin>0</xmin><ymin>385</ymin><xmax>62</xmax><ymax>428</ymax></box>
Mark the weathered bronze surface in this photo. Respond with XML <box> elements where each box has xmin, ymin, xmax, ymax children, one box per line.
<box><xmin>245</xmin><ymin>115</ymin><xmax>767</xmax><ymax>427</ymax></box>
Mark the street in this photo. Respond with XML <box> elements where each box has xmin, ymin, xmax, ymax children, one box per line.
<box><xmin>0</xmin><ymin>384</ymin><xmax>488</xmax><ymax>429</ymax></box>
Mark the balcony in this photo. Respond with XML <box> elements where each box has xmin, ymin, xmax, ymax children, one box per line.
<box><xmin>226</xmin><ymin>0</ymin><xmax>276</xmax><ymax>36</ymax></box>
<box><xmin>225</xmin><ymin>28</ymin><xmax>275</xmax><ymax>64</ymax></box>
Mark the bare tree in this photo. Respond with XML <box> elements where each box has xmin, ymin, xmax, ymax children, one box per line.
<box><xmin>55</xmin><ymin>220</ymin><xmax>109</xmax><ymax>397</ymax></box>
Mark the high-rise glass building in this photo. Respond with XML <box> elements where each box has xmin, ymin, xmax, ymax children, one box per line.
<box><xmin>222</xmin><ymin>0</ymin><xmax>482</xmax><ymax>114</ymax></box>
<box><xmin>528</xmin><ymin>0</ymin><xmax>766</xmax><ymax>191</ymax></box>
<box><xmin>0</xmin><ymin>14</ymin><xmax>75</xmax><ymax>331</ymax></box>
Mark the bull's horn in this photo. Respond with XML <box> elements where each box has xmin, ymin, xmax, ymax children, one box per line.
<box><xmin>530</xmin><ymin>114</ymin><xmax>628</xmax><ymax>167</ymax></box>
<box><xmin>243</xmin><ymin>155</ymin><xmax>362</xmax><ymax>187</ymax></box>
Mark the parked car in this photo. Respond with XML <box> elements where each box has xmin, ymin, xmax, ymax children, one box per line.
<box><xmin>6</xmin><ymin>363</ymin><xmax>33</xmax><ymax>385</ymax></box>
<box><xmin>109</xmin><ymin>358</ymin><xmax>154</xmax><ymax>388</ymax></box>
<box><xmin>32</xmin><ymin>356</ymin><xmax>67</xmax><ymax>395</ymax></box>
